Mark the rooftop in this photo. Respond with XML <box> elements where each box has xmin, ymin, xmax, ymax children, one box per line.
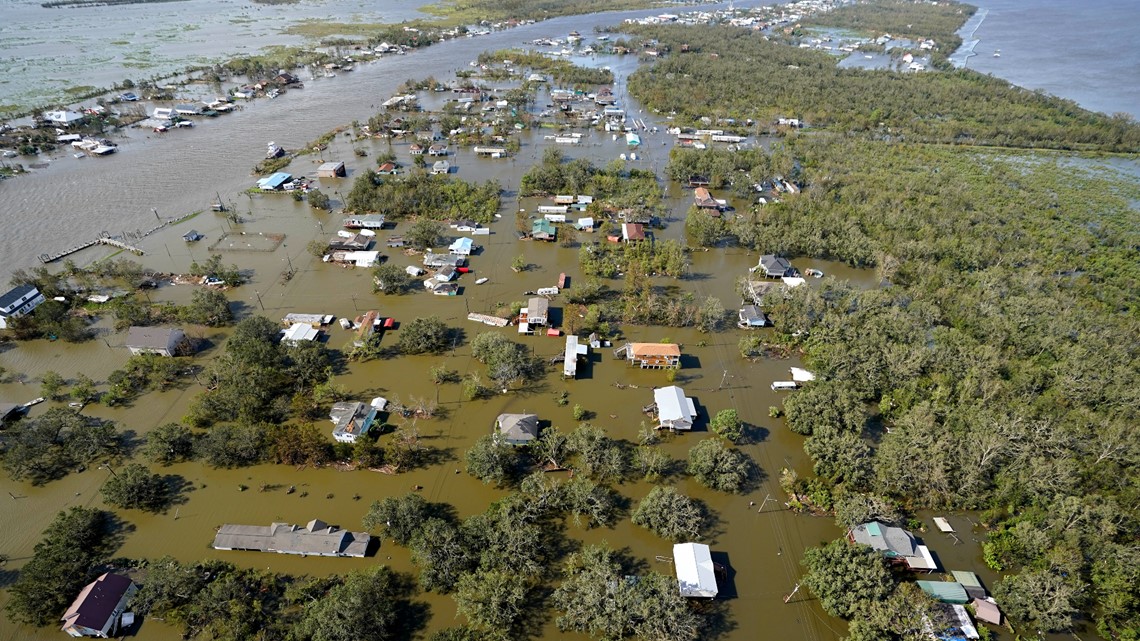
<box><xmin>125</xmin><ymin>326</ymin><xmax>182</xmax><ymax>349</ymax></box>
<box><xmin>630</xmin><ymin>342</ymin><xmax>681</xmax><ymax>358</ymax></box>
<box><xmin>60</xmin><ymin>573</ymin><xmax>134</xmax><ymax>634</ymax></box>
<box><xmin>212</xmin><ymin>519</ymin><xmax>369</xmax><ymax>557</ymax></box>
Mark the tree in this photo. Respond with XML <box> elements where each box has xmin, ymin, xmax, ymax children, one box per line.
<box><xmin>363</xmin><ymin>493</ymin><xmax>432</xmax><ymax>545</ymax></box>
<box><xmin>801</xmin><ymin>538</ymin><xmax>894</xmax><ymax>618</ymax></box>
<box><xmin>5</xmin><ymin>507</ymin><xmax>113</xmax><ymax>626</ymax></box>
<box><xmin>695</xmin><ymin>294</ymin><xmax>726</xmax><ymax>332</ymax></box>
<box><xmin>454</xmin><ymin>570</ymin><xmax>528</xmax><ymax>632</ymax></box>
<box><xmin>568</xmin><ymin>424</ymin><xmax>628</xmax><ymax>482</ymax></box>
<box><xmin>465</xmin><ymin>434</ymin><xmax>516</xmax><ymax>485</ymax></box>
<box><xmin>291</xmin><ymin>566</ymin><xmax>419</xmax><ymax>641</ymax></box>
<box><xmin>182</xmin><ymin>288</ymin><xmax>233</xmax><ymax>326</ymax></box>
<box><xmin>994</xmin><ymin>569</ymin><xmax>1082</xmax><ymax>633</ymax></box>
<box><xmin>553</xmin><ymin>543</ymin><xmax>700</xmax><ymax>641</ymax></box>
<box><xmin>308</xmin><ymin>188</ymin><xmax>331</xmax><ymax>210</ymax></box>
<box><xmin>405</xmin><ymin>219</ymin><xmax>445</xmax><ymax>250</ymax></box>
<box><xmin>41</xmin><ymin>370</ymin><xmax>65</xmax><ymax>400</ymax></box>
<box><xmin>410</xmin><ymin>518</ymin><xmax>477</xmax><ymax>593</ymax></box>
<box><xmin>396</xmin><ymin>316</ymin><xmax>452</xmax><ymax>354</ymax></box>
<box><xmin>686</xmin><ymin>438</ymin><xmax>752</xmax><ymax>493</ymax></box>
<box><xmin>195</xmin><ymin>423</ymin><xmax>266</xmax><ymax>468</ymax></box>
<box><xmin>100</xmin><ymin>463</ymin><xmax>170</xmax><ymax>511</ymax></box>
<box><xmin>709</xmin><ymin>408</ymin><xmax>744</xmax><ymax>442</ymax></box>
<box><xmin>373</xmin><ymin>262</ymin><xmax>416</xmax><ymax>294</ymax></box>
<box><xmin>69</xmin><ymin>373</ymin><xmax>97</xmax><ymax>404</ymax></box>
<box><xmin>631</xmin><ymin>486</ymin><xmax>707</xmax><ymax>541</ymax></box>
<box><xmin>2</xmin><ymin>408</ymin><xmax>119</xmax><ymax>484</ymax></box>
<box><xmin>563</xmin><ymin>476</ymin><xmax>621</xmax><ymax>528</ymax></box>
<box><xmin>470</xmin><ymin>332</ymin><xmax>543</xmax><ymax>386</ymax></box>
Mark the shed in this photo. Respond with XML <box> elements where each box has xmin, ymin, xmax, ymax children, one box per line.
<box><xmin>738</xmin><ymin>304</ymin><xmax>769</xmax><ymax>327</ymax></box>
<box><xmin>182</xmin><ymin>230</ymin><xmax>204</xmax><ymax>243</ymax></box>
<box><xmin>673</xmin><ymin>543</ymin><xmax>718</xmax><ymax>598</ymax></box>
<box><xmin>916</xmin><ymin>581</ymin><xmax>969</xmax><ymax>604</ymax></box>
<box><xmin>654</xmin><ymin>385</ymin><xmax>697</xmax><ymax>431</ymax></box>
<box><xmin>972</xmin><ymin>598</ymin><xmax>1002</xmax><ymax>625</ymax></box>
<box><xmin>496</xmin><ymin>413</ymin><xmax>539</xmax><ymax>445</ymax></box>
<box><xmin>317</xmin><ymin>162</ymin><xmax>346</xmax><ymax>178</ymax></box>
<box><xmin>257</xmin><ymin>172</ymin><xmax>293</xmax><ymax>191</ymax></box>
<box><xmin>951</xmin><ymin>571</ymin><xmax>986</xmax><ymax>600</ymax></box>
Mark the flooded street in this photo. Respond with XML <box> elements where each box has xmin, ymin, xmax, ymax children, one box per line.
<box><xmin>0</xmin><ymin>4</ymin><xmax>1030</xmax><ymax>641</ymax></box>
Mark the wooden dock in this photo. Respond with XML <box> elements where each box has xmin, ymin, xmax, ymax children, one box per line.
<box><xmin>40</xmin><ymin>234</ymin><xmax>145</xmax><ymax>264</ymax></box>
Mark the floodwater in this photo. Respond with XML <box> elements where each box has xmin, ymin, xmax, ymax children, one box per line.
<box><xmin>0</xmin><ymin>0</ymin><xmax>436</xmax><ymax>113</ymax></box>
<box><xmin>0</xmin><ymin>5</ymin><xmax>1089</xmax><ymax>641</ymax></box>
<box><xmin>0</xmin><ymin>32</ymin><xmax>878</xmax><ymax>641</ymax></box>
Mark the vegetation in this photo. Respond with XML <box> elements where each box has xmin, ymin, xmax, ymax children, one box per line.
<box><xmin>186</xmin><ymin>315</ymin><xmax>334</xmax><ymax>430</ymax></box>
<box><xmin>1</xmin><ymin>408</ymin><xmax>119</xmax><ymax>485</ymax></box>
<box><xmin>347</xmin><ymin>171</ymin><xmax>501</xmax><ymax>223</ymax></box>
<box><xmin>465</xmin><ymin>434</ymin><xmax>518</xmax><ymax>485</ymax></box>
<box><xmin>686</xmin><ymin>438</ymin><xmax>752</xmax><ymax>493</ymax></box>
<box><xmin>100</xmin><ymin>462</ymin><xmax>173</xmax><ymax>511</ymax></box>
<box><xmin>469</xmin><ymin>331</ymin><xmax>544</xmax><ymax>386</ymax></box>
<box><xmin>708</xmin><ymin>408</ymin><xmax>743</xmax><ymax>442</ymax></box>
<box><xmin>477</xmin><ymin>49</ymin><xmax>615</xmax><ymax>87</ymax></box>
<box><xmin>521</xmin><ymin>150</ymin><xmax>661</xmax><ymax>211</ymax></box>
<box><xmin>142</xmin><ymin>422</ymin><xmax>198</xmax><ymax>464</ymax></box>
<box><xmin>799</xmin><ymin>0</ymin><xmax>973</xmax><ymax>67</ymax></box>
<box><xmin>631</xmin><ymin>486</ymin><xmax>707</xmax><ymax>541</ymax></box>
<box><xmin>553</xmin><ymin>543</ymin><xmax>700</xmax><ymax>641</ymax></box>
<box><xmin>373</xmin><ymin>262</ymin><xmax>418</xmax><ymax>294</ymax></box>
<box><xmin>5</xmin><ymin>507</ymin><xmax>116</xmax><ymax>626</ymax></box>
<box><xmin>625</xmin><ymin>23</ymin><xmax>1140</xmax><ymax>151</ymax></box>
<box><xmin>422</xmin><ymin>0</ymin><xmax>662</xmax><ymax>25</ymax></box>
<box><xmin>396</xmin><ymin>316</ymin><xmax>454</xmax><ymax>354</ymax></box>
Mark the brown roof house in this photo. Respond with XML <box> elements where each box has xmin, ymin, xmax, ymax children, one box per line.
<box><xmin>125</xmin><ymin>326</ymin><xmax>189</xmax><ymax>357</ymax></box>
<box><xmin>615</xmin><ymin>342</ymin><xmax>681</xmax><ymax>369</ymax></box>
<box><xmin>60</xmin><ymin>573</ymin><xmax>137</xmax><ymax>638</ymax></box>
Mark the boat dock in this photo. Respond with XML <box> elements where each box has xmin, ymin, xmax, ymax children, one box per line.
<box><xmin>40</xmin><ymin>235</ymin><xmax>145</xmax><ymax>264</ymax></box>
<box><xmin>467</xmin><ymin>312</ymin><xmax>510</xmax><ymax>327</ymax></box>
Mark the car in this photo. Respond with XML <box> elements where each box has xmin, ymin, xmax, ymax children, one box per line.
<box><xmin>175</xmin><ymin>120</ymin><xmax>194</xmax><ymax>128</ymax></box>
<box><xmin>203</xmin><ymin>277</ymin><xmax>225</xmax><ymax>286</ymax></box>
<box><xmin>119</xmin><ymin>92</ymin><xmax>139</xmax><ymax>101</ymax></box>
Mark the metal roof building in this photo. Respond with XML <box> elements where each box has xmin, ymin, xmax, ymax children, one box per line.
<box><xmin>496</xmin><ymin>413</ymin><xmax>539</xmax><ymax>445</ymax></box>
<box><xmin>673</xmin><ymin>543</ymin><xmax>718</xmax><ymax>598</ymax></box>
<box><xmin>654</xmin><ymin>386</ymin><xmax>697</xmax><ymax>431</ymax></box>
<box><xmin>212</xmin><ymin>519</ymin><xmax>370</xmax><ymax>557</ymax></box>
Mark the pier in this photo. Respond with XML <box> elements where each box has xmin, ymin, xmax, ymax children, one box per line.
<box><xmin>39</xmin><ymin>235</ymin><xmax>145</xmax><ymax>264</ymax></box>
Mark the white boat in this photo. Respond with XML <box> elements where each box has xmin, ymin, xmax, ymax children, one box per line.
<box><xmin>475</xmin><ymin>277</ymin><xmax>489</xmax><ymax>285</ymax></box>
<box><xmin>74</xmin><ymin>152</ymin><xmax>86</xmax><ymax>159</ymax></box>
<box><xmin>358</xmin><ymin>229</ymin><xmax>376</xmax><ymax>237</ymax></box>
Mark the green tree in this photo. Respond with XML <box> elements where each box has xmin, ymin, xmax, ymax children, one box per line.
<box><xmin>2</xmin><ymin>408</ymin><xmax>119</xmax><ymax>484</ymax></box>
<box><xmin>454</xmin><ymin>570</ymin><xmax>528</xmax><ymax>632</ymax></box>
<box><xmin>308</xmin><ymin>188</ymin><xmax>331</xmax><ymax>210</ymax></box>
<box><xmin>5</xmin><ymin>507</ymin><xmax>113</xmax><ymax>626</ymax></box>
<box><xmin>100</xmin><ymin>463</ymin><xmax>170</xmax><ymax>511</ymax></box>
<box><xmin>182</xmin><ymin>288</ymin><xmax>233</xmax><ymax>326</ymax></box>
<box><xmin>143</xmin><ymin>423</ymin><xmax>197</xmax><ymax>465</ymax></box>
<box><xmin>291</xmin><ymin>566</ymin><xmax>419</xmax><ymax>641</ymax></box>
<box><xmin>553</xmin><ymin>543</ymin><xmax>700</xmax><ymax>641</ymax></box>
<box><xmin>396</xmin><ymin>316</ymin><xmax>452</xmax><ymax>354</ymax></box>
<box><xmin>568</xmin><ymin>424</ymin><xmax>628</xmax><ymax>483</ymax></box>
<box><xmin>631</xmin><ymin>486</ymin><xmax>706</xmax><ymax>541</ymax></box>
<box><xmin>195</xmin><ymin>423</ymin><xmax>266</xmax><ymax>468</ymax></box>
<box><xmin>695</xmin><ymin>295</ymin><xmax>726</xmax><ymax>332</ymax></box>
<box><xmin>686</xmin><ymin>438</ymin><xmax>752</xmax><ymax>493</ymax></box>
<box><xmin>373</xmin><ymin>262</ymin><xmax>416</xmax><ymax>294</ymax></box>
<box><xmin>410</xmin><ymin>517</ymin><xmax>477</xmax><ymax>593</ymax></box>
<box><xmin>469</xmin><ymin>332</ymin><xmax>542</xmax><ymax>386</ymax></box>
<box><xmin>363</xmin><ymin>493</ymin><xmax>432</xmax><ymax>545</ymax></box>
<box><xmin>801</xmin><ymin>538</ymin><xmax>894</xmax><ymax>618</ymax></box>
<box><xmin>994</xmin><ymin>569</ymin><xmax>1082</xmax><ymax>633</ymax></box>
<box><xmin>465</xmin><ymin>434</ymin><xmax>516</xmax><ymax>485</ymax></box>
<box><xmin>709</xmin><ymin>408</ymin><xmax>744</xmax><ymax>442</ymax></box>
<box><xmin>41</xmin><ymin>370</ymin><xmax>65</xmax><ymax>400</ymax></box>
<box><xmin>405</xmin><ymin>219</ymin><xmax>445</xmax><ymax>250</ymax></box>
<box><xmin>69</xmin><ymin>373</ymin><xmax>97</xmax><ymax>404</ymax></box>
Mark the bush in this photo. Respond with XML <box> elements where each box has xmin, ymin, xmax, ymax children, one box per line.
<box><xmin>100</xmin><ymin>463</ymin><xmax>171</xmax><ymax>511</ymax></box>
<box><xmin>686</xmin><ymin>438</ymin><xmax>752</xmax><ymax>493</ymax></box>
<box><xmin>631</xmin><ymin>486</ymin><xmax>706</xmax><ymax>541</ymax></box>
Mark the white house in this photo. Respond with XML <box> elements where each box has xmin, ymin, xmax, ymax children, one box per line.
<box><xmin>124</xmin><ymin>327</ymin><xmax>188</xmax><ymax>357</ymax></box>
<box><xmin>44</xmin><ymin>110</ymin><xmax>85</xmax><ymax>126</ymax></box>
<box><xmin>330</xmin><ymin>401</ymin><xmax>378</xmax><ymax>443</ymax></box>
<box><xmin>281</xmin><ymin>323</ymin><xmax>320</xmax><ymax>344</ymax></box>
<box><xmin>673</xmin><ymin>543</ymin><xmax>718</xmax><ymax>598</ymax></box>
<box><xmin>653</xmin><ymin>385</ymin><xmax>697</xmax><ymax>431</ymax></box>
<box><xmin>449</xmin><ymin>237</ymin><xmax>474</xmax><ymax>256</ymax></box>
<box><xmin>0</xmin><ymin>284</ymin><xmax>45</xmax><ymax>329</ymax></box>
<box><xmin>60</xmin><ymin>573</ymin><xmax>137</xmax><ymax>638</ymax></box>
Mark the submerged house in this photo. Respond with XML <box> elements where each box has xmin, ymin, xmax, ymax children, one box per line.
<box><xmin>329</xmin><ymin>401</ymin><xmax>378</xmax><ymax>443</ymax></box>
<box><xmin>531</xmin><ymin>219</ymin><xmax>557</xmax><ymax>241</ymax></box>
<box><xmin>125</xmin><ymin>326</ymin><xmax>188</xmax><ymax>357</ymax></box>
<box><xmin>653</xmin><ymin>385</ymin><xmax>698</xmax><ymax>431</ymax></box>
<box><xmin>738</xmin><ymin>304</ymin><xmax>769</xmax><ymax>328</ymax></box>
<box><xmin>621</xmin><ymin>222</ymin><xmax>646</xmax><ymax>243</ymax></box>
<box><xmin>674</xmin><ymin>543</ymin><xmax>718</xmax><ymax>598</ymax></box>
<box><xmin>849</xmin><ymin>521</ymin><xmax>938</xmax><ymax>571</ymax></box>
<box><xmin>281</xmin><ymin>322</ymin><xmax>320</xmax><ymax>344</ymax></box>
<box><xmin>212</xmin><ymin>519</ymin><xmax>370</xmax><ymax>557</ymax></box>
<box><xmin>60</xmin><ymin>573</ymin><xmax>137</xmax><ymax>638</ymax></box>
<box><xmin>563</xmin><ymin>334</ymin><xmax>589</xmax><ymax>378</ymax></box>
<box><xmin>753</xmin><ymin>254</ymin><xmax>796</xmax><ymax>278</ymax></box>
<box><xmin>256</xmin><ymin>172</ymin><xmax>293</xmax><ymax>191</ymax></box>
<box><xmin>423</xmin><ymin>253</ymin><xmax>466</xmax><ymax>268</ymax></box>
<box><xmin>496</xmin><ymin>413</ymin><xmax>539</xmax><ymax>445</ymax></box>
<box><xmin>317</xmin><ymin>161</ymin><xmax>346</xmax><ymax>178</ymax></box>
<box><xmin>449</xmin><ymin>237</ymin><xmax>474</xmax><ymax>256</ymax></box>
<box><xmin>328</xmin><ymin>234</ymin><xmax>372</xmax><ymax>251</ymax></box>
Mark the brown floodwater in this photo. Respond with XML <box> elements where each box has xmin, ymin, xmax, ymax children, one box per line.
<box><xmin>0</xmin><ymin>20</ymin><xmax>1070</xmax><ymax>641</ymax></box>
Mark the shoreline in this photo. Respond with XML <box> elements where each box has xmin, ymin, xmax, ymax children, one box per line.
<box><xmin>949</xmin><ymin>6</ymin><xmax>988</xmax><ymax>68</ymax></box>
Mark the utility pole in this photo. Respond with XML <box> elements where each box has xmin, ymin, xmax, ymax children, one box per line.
<box><xmin>152</xmin><ymin>207</ymin><xmax>160</xmax><ymax>220</ymax></box>
<box><xmin>254</xmin><ymin>290</ymin><xmax>264</xmax><ymax>310</ymax></box>
<box><xmin>783</xmin><ymin>582</ymin><xmax>802</xmax><ymax>604</ymax></box>
<box><xmin>758</xmin><ymin>493</ymin><xmax>776</xmax><ymax>513</ymax></box>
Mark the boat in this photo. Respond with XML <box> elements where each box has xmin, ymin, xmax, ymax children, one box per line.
<box><xmin>804</xmin><ymin>268</ymin><xmax>824</xmax><ymax>278</ymax></box>
<box><xmin>625</xmin><ymin>132</ymin><xmax>640</xmax><ymax>147</ymax></box>
<box><xmin>266</xmin><ymin>142</ymin><xmax>284</xmax><ymax>159</ymax></box>
<box><xmin>475</xmin><ymin>277</ymin><xmax>489</xmax><ymax>285</ymax></box>
<box><xmin>73</xmin><ymin>152</ymin><xmax>86</xmax><ymax>159</ymax></box>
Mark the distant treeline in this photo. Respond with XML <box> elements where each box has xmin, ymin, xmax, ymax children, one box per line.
<box><xmin>42</xmin><ymin>0</ymin><xmax>187</xmax><ymax>7</ymax></box>
<box><xmin>624</xmin><ymin>23</ymin><xmax>1140</xmax><ymax>152</ymax></box>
